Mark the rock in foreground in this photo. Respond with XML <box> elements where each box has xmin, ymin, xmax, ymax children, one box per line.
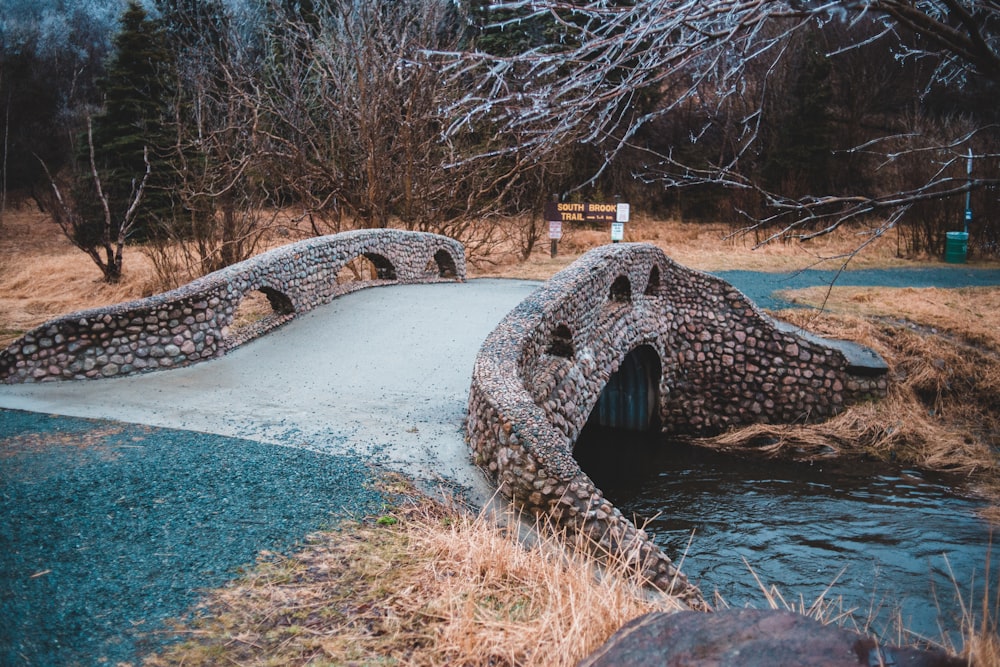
<box><xmin>579</xmin><ymin>609</ymin><xmax>965</xmax><ymax>667</ymax></box>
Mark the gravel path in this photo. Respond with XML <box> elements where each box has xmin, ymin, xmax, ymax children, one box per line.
<box><xmin>0</xmin><ymin>410</ymin><xmax>385</xmax><ymax>666</ymax></box>
<box><xmin>2</xmin><ymin>269</ymin><xmax>999</xmax><ymax>666</ymax></box>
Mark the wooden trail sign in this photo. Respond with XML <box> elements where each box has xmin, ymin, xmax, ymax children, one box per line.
<box><xmin>544</xmin><ymin>202</ymin><xmax>629</xmax><ymax>224</ymax></box>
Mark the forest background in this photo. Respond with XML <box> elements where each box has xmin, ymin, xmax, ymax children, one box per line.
<box><xmin>0</xmin><ymin>0</ymin><xmax>998</xmax><ymax>289</ymax></box>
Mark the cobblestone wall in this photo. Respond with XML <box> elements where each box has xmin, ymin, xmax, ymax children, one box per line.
<box><xmin>1</xmin><ymin>230</ymin><xmax>465</xmax><ymax>383</ymax></box>
<box><xmin>467</xmin><ymin>243</ymin><xmax>887</xmax><ymax>608</ymax></box>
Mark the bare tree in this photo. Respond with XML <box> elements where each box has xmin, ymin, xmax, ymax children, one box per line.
<box><xmin>143</xmin><ymin>0</ymin><xmax>281</xmax><ymax>287</ymax></box>
<box><xmin>258</xmin><ymin>0</ymin><xmax>468</xmax><ymax>231</ymax></box>
<box><xmin>41</xmin><ymin>117</ymin><xmax>150</xmax><ymax>283</ymax></box>
<box><xmin>247</xmin><ymin>0</ymin><xmax>574</xmax><ymax>265</ymax></box>
<box><xmin>443</xmin><ymin>1</ymin><xmax>1000</xmax><ymax>255</ymax></box>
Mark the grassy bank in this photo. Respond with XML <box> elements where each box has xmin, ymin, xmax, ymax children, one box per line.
<box><xmin>146</xmin><ymin>479</ymin><xmax>684</xmax><ymax>667</ymax></box>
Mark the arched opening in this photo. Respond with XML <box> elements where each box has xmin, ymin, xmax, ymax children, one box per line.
<box><xmin>224</xmin><ymin>286</ymin><xmax>296</xmax><ymax>349</ymax></box>
<box><xmin>429</xmin><ymin>248</ymin><xmax>459</xmax><ymax>278</ymax></box>
<box><xmin>644</xmin><ymin>265</ymin><xmax>661</xmax><ymax>296</ymax></box>
<box><xmin>574</xmin><ymin>344</ymin><xmax>662</xmax><ymax>491</ymax></box>
<box><xmin>337</xmin><ymin>253</ymin><xmax>397</xmax><ymax>284</ymax></box>
<box><xmin>545</xmin><ymin>324</ymin><xmax>574</xmax><ymax>358</ymax></box>
<box><xmin>610</xmin><ymin>275</ymin><xmax>632</xmax><ymax>303</ymax></box>
<box><xmin>590</xmin><ymin>344</ymin><xmax>661</xmax><ymax>432</ymax></box>
<box><xmin>259</xmin><ymin>286</ymin><xmax>295</xmax><ymax>315</ymax></box>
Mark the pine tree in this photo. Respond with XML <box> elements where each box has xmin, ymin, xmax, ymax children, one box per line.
<box><xmin>761</xmin><ymin>45</ymin><xmax>834</xmax><ymax>197</ymax></box>
<box><xmin>74</xmin><ymin>1</ymin><xmax>174</xmax><ymax>247</ymax></box>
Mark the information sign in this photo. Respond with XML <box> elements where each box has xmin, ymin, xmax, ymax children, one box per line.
<box><xmin>616</xmin><ymin>203</ymin><xmax>630</xmax><ymax>223</ymax></box>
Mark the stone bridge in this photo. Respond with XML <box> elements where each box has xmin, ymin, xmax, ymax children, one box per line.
<box><xmin>2</xmin><ymin>232</ymin><xmax>889</xmax><ymax>610</ymax></box>
<box><xmin>0</xmin><ymin>229</ymin><xmax>465</xmax><ymax>383</ymax></box>
<box><xmin>466</xmin><ymin>243</ymin><xmax>887</xmax><ymax>607</ymax></box>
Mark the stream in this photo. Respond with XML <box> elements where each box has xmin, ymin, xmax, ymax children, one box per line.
<box><xmin>575</xmin><ymin>428</ymin><xmax>995</xmax><ymax>644</ymax></box>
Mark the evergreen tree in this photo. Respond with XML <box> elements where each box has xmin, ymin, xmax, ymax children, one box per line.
<box><xmin>761</xmin><ymin>45</ymin><xmax>834</xmax><ymax>197</ymax></box>
<box><xmin>75</xmin><ymin>1</ymin><xmax>174</xmax><ymax>247</ymax></box>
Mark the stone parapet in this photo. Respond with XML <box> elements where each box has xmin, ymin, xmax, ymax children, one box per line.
<box><xmin>467</xmin><ymin>243</ymin><xmax>887</xmax><ymax>608</ymax></box>
<box><xmin>1</xmin><ymin>230</ymin><xmax>465</xmax><ymax>383</ymax></box>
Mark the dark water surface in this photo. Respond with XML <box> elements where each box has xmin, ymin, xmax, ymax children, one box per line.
<box><xmin>576</xmin><ymin>429</ymin><xmax>995</xmax><ymax>643</ymax></box>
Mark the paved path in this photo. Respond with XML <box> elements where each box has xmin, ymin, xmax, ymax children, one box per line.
<box><xmin>0</xmin><ymin>279</ymin><xmax>540</xmax><ymax>504</ymax></box>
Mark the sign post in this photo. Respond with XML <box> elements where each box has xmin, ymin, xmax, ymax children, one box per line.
<box><xmin>965</xmin><ymin>148</ymin><xmax>973</xmax><ymax>234</ymax></box>
<box><xmin>612</xmin><ymin>201</ymin><xmax>629</xmax><ymax>243</ymax></box>
<box><xmin>611</xmin><ymin>222</ymin><xmax>624</xmax><ymax>242</ymax></box>
<box><xmin>548</xmin><ymin>220</ymin><xmax>562</xmax><ymax>257</ymax></box>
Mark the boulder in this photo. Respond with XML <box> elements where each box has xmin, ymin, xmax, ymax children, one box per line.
<box><xmin>579</xmin><ymin>609</ymin><xmax>965</xmax><ymax>667</ymax></box>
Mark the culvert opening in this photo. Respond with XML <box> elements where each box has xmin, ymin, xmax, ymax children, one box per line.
<box><xmin>337</xmin><ymin>253</ymin><xmax>397</xmax><ymax>284</ymax></box>
<box><xmin>573</xmin><ymin>344</ymin><xmax>662</xmax><ymax>490</ymax></box>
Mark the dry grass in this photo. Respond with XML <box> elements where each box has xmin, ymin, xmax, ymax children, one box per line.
<box><xmin>0</xmin><ymin>209</ymin><xmax>161</xmax><ymax>347</ymax></box>
<box><xmin>146</xmin><ymin>480</ymin><xmax>683</xmax><ymax>667</ymax></box>
<box><xmin>0</xmin><ymin>207</ymin><xmax>306</xmax><ymax>346</ymax></box>
<box><xmin>778</xmin><ymin>285</ymin><xmax>1000</xmax><ymax>351</ymax></box>
<box><xmin>944</xmin><ymin>550</ymin><xmax>1000</xmax><ymax>667</ymax></box>
<box><xmin>471</xmin><ymin>215</ymin><xmax>942</xmax><ymax>281</ymax></box>
<box><xmin>1</xmin><ymin>206</ymin><xmax>990</xmax><ymax>345</ymax></box>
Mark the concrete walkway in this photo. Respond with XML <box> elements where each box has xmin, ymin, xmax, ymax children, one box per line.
<box><xmin>0</xmin><ymin>279</ymin><xmax>540</xmax><ymax>505</ymax></box>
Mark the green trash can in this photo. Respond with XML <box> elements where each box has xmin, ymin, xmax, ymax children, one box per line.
<box><xmin>945</xmin><ymin>231</ymin><xmax>968</xmax><ymax>264</ymax></box>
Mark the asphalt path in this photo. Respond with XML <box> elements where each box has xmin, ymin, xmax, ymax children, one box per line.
<box><xmin>1</xmin><ymin>278</ymin><xmax>539</xmax><ymax>665</ymax></box>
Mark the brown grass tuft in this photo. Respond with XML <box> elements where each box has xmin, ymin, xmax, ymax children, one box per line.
<box><xmin>145</xmin><ymin>483</ymin><xmax>683</xmax><ymax>667</ymax></box>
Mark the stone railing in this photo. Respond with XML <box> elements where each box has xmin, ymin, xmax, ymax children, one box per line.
<box><xmin>466</xmin><ymin>243</ymin><xmax>887</xmax><ymax>608</ymax></box>
<box><xmin>1</xmin><ymin>229</ymin><xmax>465</xmax><ymax>383</ymax></box>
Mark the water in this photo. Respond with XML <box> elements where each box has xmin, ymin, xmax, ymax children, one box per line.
<box><xmin>574</xmin><ymin>428</ymin><xmax>996</xmax><ymax>642</ymax></box>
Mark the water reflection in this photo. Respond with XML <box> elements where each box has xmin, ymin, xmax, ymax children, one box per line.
<box><xmin>574</xmin><ymin>425</ymin><xmax>995</xmax><ymax>642</ymax></box>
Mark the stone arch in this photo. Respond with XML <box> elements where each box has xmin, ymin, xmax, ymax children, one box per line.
<box><xmin>610</xmin><ymin>275</ymin><xmax>632</xmax><ymax>303</ymax></box>
<box><xmin>589</xmin><ymin>344</ymin><xmax>662</xmax><ymax>432</ymax></box>
<box><xmin>431</xmin><ymin>248</ymin><xmax>459</xmax><ymax>278</ymax></box>
<box><xmin>644</xmin><ymin>265</ymin><xmax>661</xmax><ymax>296</ymax></box>
<box><xmin>365</xmin><ymin>252</ymin><xmax>397</xmax><ymax>280</ymax></box>
<box><xmin>546</xmin><ymin>323</ymin><xmax>575</xmax><ymax>359</ymax></box>
<box><xmin>224</xmin><ymin>285</ymin><xmax>296</xmax><ymax>349</ymax></box>
<box><xmin>259</xmin><ymin>286</ymin><xmax>295</xmax><ymax>315</ymax></box>
<box><xmin>337</xmin><ymin>253</ymin><xmax>398</xmax><ymax>283</ymax></box>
